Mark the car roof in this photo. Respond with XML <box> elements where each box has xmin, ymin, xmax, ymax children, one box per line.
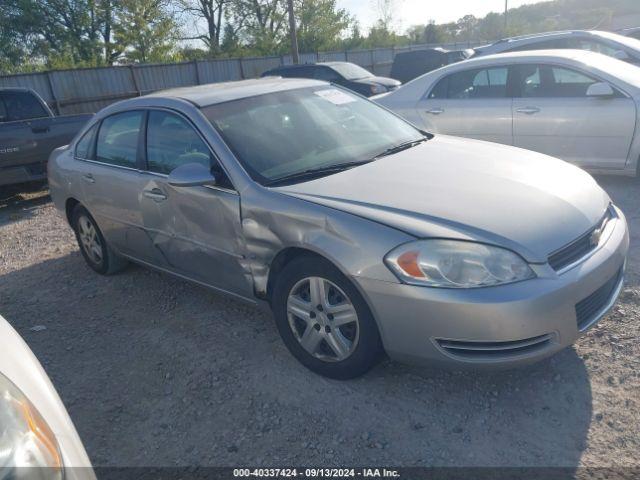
<box><xmin>476</xmin><ymin>30</ymin><xmax>600</xmax><ymax>53</ymax></box>
<box><xmin>471</xmin><ymin>48</ymin><xmax>611</xmax><ymax>63</ymax></box>
<box><xmin>145</xmin><ymin>77</ymin><xmax>326</xmax><ymax>107</ymax></box>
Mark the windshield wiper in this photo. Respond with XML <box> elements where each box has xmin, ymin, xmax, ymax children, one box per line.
<box><xmin>374</xmin><ymin>136</ymin><xmax>429</xmax><ymax>159</ymax></box>
<box><xmin>266</xmin><ymin>160</ymin><xmax>373</xmax><ymax>186</ymax></box>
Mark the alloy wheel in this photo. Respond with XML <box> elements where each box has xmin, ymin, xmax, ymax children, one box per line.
<box><xmin>77</xmin><ymin>215</ymin><xmax>103</xmax><ymax>265</ymax></box>
<box><xmin>286</xmin><ymin>276</ymin><xmax>360</xmax><ymax>362</ymax></box>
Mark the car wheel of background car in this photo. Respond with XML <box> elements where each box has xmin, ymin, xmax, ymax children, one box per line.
<box><xmin>272</xmin><ymin>255</ymin><xmax>383</xmax><ymax>379</ymax></box>
<box><xmin>71</xmin><ymin>204</ymin><xmax>127</xmax><ymax>275</ymax></box>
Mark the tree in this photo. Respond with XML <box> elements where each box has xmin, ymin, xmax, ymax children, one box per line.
<box><xmin>456</xmin><ymin>14</ymin><xmax>478</xmax><ymax>42</ymax></box>
<box><xmin>423</xmin><ymin>20</ymin><xmax>443</xmax><ymax>44</ymax></box>
<box><xmin>179</xmin><ymin>0</ymin><xmax>228</xmax><ymax>52</ymax></box>
<box><xmin>225</xmin><ymin>0</ymin><xmax>288</xmax><ymax>54</ymax></box>
<box><xmin>294</xmin><ymin>0</ymin><xmax>351</xmax><ymax>53</ymax></box>
<box><xmin>114</xmin><ymin>0</ymin><xmax>180</xmax><ymax>63</ymax></box>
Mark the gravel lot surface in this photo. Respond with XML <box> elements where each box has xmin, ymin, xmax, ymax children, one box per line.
<box><xmin>0</xmin><ymin>177</ymin><xmax>638</xmax><ymax>469</ymax></box>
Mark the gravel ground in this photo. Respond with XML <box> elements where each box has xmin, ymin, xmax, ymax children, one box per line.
<box><xmin>0</xmin><ymin>177</ymin><xmax>638</xmax><ymax>469</ymax></box>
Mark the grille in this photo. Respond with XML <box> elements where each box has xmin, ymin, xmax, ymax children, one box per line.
<box><xmin>548</xmin><ymin>209</ymin><xmax>612</xmax><ymax>272</ymax></box>
<box><xmin>435</xmin><ymin>334</ymin><xmax>554</xmax><ymax>361</ymax></box>
<box><xmin>575</xmin><ymin>267</ymin><xmax>623</xmax><ymax>332</ymax></box>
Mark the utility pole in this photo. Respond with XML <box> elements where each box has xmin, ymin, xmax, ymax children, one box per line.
<box><xmin>287</xmin><ymin>0</ymin><xmax>300</xmax><ymax>64</ymax></box>
<box><xmin>504</xmin><ymin>0</ymin><xmax>508</xmax><ymax>34</ymax></box>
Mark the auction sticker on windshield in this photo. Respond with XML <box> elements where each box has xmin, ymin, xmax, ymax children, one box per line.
<box><xmin>314</xmin><ymin>89</ymin><xmax>356</xmax><ymax>105</ymax></box>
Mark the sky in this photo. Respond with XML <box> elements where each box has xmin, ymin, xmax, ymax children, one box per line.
<box><xmin>337</xmin><ymin>0</ymin><xmax>548</xmax><ymax>31</ymax></box>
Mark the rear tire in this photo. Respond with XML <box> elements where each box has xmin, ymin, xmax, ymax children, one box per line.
<box><xmin>71</xmin><ymin>204</ymin><xmax>127</xmax><ymax>275</ymax></box>
<box><xmin>272</xmin><ymin>256</ymin><xmax>383</xmax><ymax>379</ymax></box>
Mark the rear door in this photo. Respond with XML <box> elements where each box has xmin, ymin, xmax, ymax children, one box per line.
<box><xmin>512</xmin><ymin>64</ymin><xmax>636</xmax><ymax>169</ymax></box>
<box><xmin>78</xmin><ymin>110</ymin><xmax>151</xmax><ymax>258</ymax></box>
<box><xmin>416</xmin><ymin>65</ymin><xmax>513</xmax><ymax>145</ymax></box>
<box><xmin>138</xmin><ymin>109</ymin><xmax>251</xmax><ymax>297</ymax></box>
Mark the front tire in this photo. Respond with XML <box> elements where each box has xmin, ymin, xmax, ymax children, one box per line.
<box><xmin>272</xmin><ymin>256</ymin><xmax>383</xmax><ymax>379</ymax></box>
<box><xmin>71</xmin><ymin>204</ymin><xmax>127</xmax><ymax>275</ymax></box>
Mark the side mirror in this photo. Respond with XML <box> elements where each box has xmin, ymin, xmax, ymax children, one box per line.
<box><xmin>613</xmin><ymin>50</ymin><xmax>630</xmax><ymax>61</ymax></box>
<box><xmin>586</xmin><ymin>82</ymin><xmax>615</xmax><ymax>98</ymax></box>
<box><xmin>168</xmin><ymin>162</ymin><xmax>217</xmax><ymax>187</ymax></box>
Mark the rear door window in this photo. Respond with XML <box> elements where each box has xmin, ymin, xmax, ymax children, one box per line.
<box><xmin>96</xmin><ymin>111</ymin><xmax>143</xmax><ymax>168</ymax></box>
<box><xmin>429</xmin><ymin>67</ymin><xmax>508</xmax><ymax>99</ymax></box>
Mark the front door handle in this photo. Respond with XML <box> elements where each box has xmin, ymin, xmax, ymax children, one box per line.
<box><xmin>516</xmin><ymin>107</ymin><xmax>541</xmax><ymax>115</ymax></box>
<box><xmin>143</xmin><ymin>189</ymin><xmax>167</xmax><ymax>202</ymax></box>
<box><xmin>32</xmin><ymin>126</ymin><xmax>50</xmax><ymax>134</ymax></box>
<box><xmin>426</xmin><ymin>107</ymin><xmax>445</xmax><ymax>115</ymax></box>
<box><xmin>82</xmin><ymin>174</ymin><xmax>95</xmax><ymax>184</ymax></box>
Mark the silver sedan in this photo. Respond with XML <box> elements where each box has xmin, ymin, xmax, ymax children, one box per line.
<box><xmin>375</xmin><ymin>50</ymin><xmax>640</xmax><ymax>176</ymax></box>
<box><xmin>48</xmin><ymin>78</ymin><xmax>628</xmax><ymax>379</ymax></box>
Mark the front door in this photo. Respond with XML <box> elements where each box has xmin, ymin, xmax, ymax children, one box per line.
<box><xmin>512</xmin><ymin>64</ymin><xmax>636</xmax><ymax>169</ymax></box>
<box><xmin>138</xmin><ymin>109</ymin><xmax>251</xmax><ymax>298</ymax></box>
<box><xmin>416</xmin><ymin>65</ymin><xmax>513</xmax><ymax>145</ymax></box>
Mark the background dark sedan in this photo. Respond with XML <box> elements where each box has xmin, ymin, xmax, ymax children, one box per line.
<box><xmin>261</xmin><ymin>62</ymin><xmax>401</xmax><ymax>97</ymax></box>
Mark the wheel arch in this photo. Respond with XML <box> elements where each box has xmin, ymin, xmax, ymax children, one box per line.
<box><xmin>265</xmin><ymin>247</ymin><xmax>328</xmax><ymax>304</ymax></box>
<box><xmin>65</xmin><ymin>197</ymin><xmax>81</xmax><ymax>225</ymax></box>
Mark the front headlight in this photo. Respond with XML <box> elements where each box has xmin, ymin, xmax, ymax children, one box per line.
<box><xmin>0</xmin><ymin>373</ymin><xmax>63</xmax><ymax>478</ymax></box>
<box><xmin>385</xmin><ymin>239</ymin><xmax>535</xmax><ymax>288</ymax></box>
<box><xmin>370</xmin><ymin>84</ymin><xmax>387</xmax><ymax>95</ymax></box>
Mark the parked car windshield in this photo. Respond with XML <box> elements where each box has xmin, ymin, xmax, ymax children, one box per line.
<box><xmin>202</xmin><ymin>87</ymin><xmax>424</xmax><ymax>185</ymax></box>
<box><xmin>329</xmin><ymin>63</ymin><xmax>372</xmax><ymax>80</ymax></box>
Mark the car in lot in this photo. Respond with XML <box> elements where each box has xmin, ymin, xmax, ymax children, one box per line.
<box><xmin>375</xmin><ymin>50</ymin><xmax>640</xmax><ymax>176</ymax></box>
<box><xmin>48</xmin><ymin>78</ymin><xmax>628</xmax><ymax>379</ymax></box>
<box><xmin>0</xmin><ymin>88</ymin><xmax>92</xmax><ymax>186</ymax></box>
<box><xmin>619</xmin><ymin>27</ymin><xmax>640</xmax><ymax>41</ymax></box>
<box><xmin>389</xmin><ymin>48</ymin><xmax>474</xmax><ymax>83</ymax></box>
<box><xmin>261</xmin><ymin>62</ymin><xmax>401</xmax><ymax>97</ymax></box>
<box><xmin>473</xmin><ymin>30</ymin><xmax>640</xmax><ymax>65</ymax></box>
<box><xmin>0</xmin><ymin>314</ymin><xmax>95</xmax><ymax>479</ymax></box>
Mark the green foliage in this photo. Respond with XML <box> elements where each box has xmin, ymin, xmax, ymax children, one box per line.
<box><xmin>294</xmin><ymin>0</ymin><xmax>351</xmax><ymax>52</ymax></box>
<box><xmin>3</xmin><ymin>0</ymin><xmax>640</xmax><ymax>74</ymax></box>
<box><xmin>114</xmin><ymin>0</ymin><xmax>180</xmax><ymax>63</ymax></box>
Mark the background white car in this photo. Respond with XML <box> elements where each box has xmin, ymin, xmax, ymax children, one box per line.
<box><xmin>473</xmin><ymin>30</ymin><xmax>640</xmax><ymax>65</ymax></box>
<box><xmin>0</xmin><ymin>314</ymin><xmax>94</xmax><ymax>479</ymax></box>
<box><xmin>375</xmin><ymin>50</ymin><xmax>640</xmax><ymax>176</ymax></box>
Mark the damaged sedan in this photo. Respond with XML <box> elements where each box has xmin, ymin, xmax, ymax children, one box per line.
<box><xmin>48</xmin><ymin>78</ymin><xmax>628</xmax><ymax>379</ymax></box>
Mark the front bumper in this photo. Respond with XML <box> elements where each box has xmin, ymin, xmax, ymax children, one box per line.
<box><xmin>355</xmin><ymin>207</ymin><xmax>629</xmax><ymax>368</ymax></box>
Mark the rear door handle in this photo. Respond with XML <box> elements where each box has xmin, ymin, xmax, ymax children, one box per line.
<box><xmin>82</xmin><ymin>174</ymin><xmax>95</xmax><ymax>184</ymax></box>
<box><xmin>516</xmin><ymin>107</ymin><xmax>541</xmax><ymax>115</ymax></box>
<box><xmin>32</xmin><ymin>126</ymin><xmax>50</xmax><ymax>134</ymax></box>
<box><xmin>143</xmin><ymin>189</ymin><xmax>167</xmax><ymax>202</ymax></box>
<box><xmin>426</xmin><ymin>108</ymin><xmax>444</xmax><ymax>115</ymax></box>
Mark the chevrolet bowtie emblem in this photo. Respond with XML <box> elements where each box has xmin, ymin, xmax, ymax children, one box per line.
<box><xmin>590</xmin><ymin>228</ymin><xmax>602</xmax><ymax>247</ymax></box>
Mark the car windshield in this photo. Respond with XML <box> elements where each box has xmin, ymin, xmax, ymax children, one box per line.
<box><xmin>329</xmin><ymin>63</ymin><xmax>373</xmax><ymax>80</ymax></box>
<box><xmin>202</xmin><ymin>86</ymin><xmax>424</xmax><ymax>185</ymax></box>
<box><xmin>596</xmin><ymin>31</ymin><xmax>640</xmax><ymax>53</ymax></box>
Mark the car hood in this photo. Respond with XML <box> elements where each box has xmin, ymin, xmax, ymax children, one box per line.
<box><xmin>356</xmin><ymin>76</ymin><xmax>401</xmax><ymax>88</ymax></box>
<box><xmin>274</xmin><ymin>135</ymin><xmax>610</xmax><ymax>263</ymax></box>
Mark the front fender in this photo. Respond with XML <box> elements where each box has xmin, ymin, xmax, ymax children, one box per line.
<box><xmin>239</xmin><ymin>186</ymin><xmax>414</xmax><ymax>297</ymax></box>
